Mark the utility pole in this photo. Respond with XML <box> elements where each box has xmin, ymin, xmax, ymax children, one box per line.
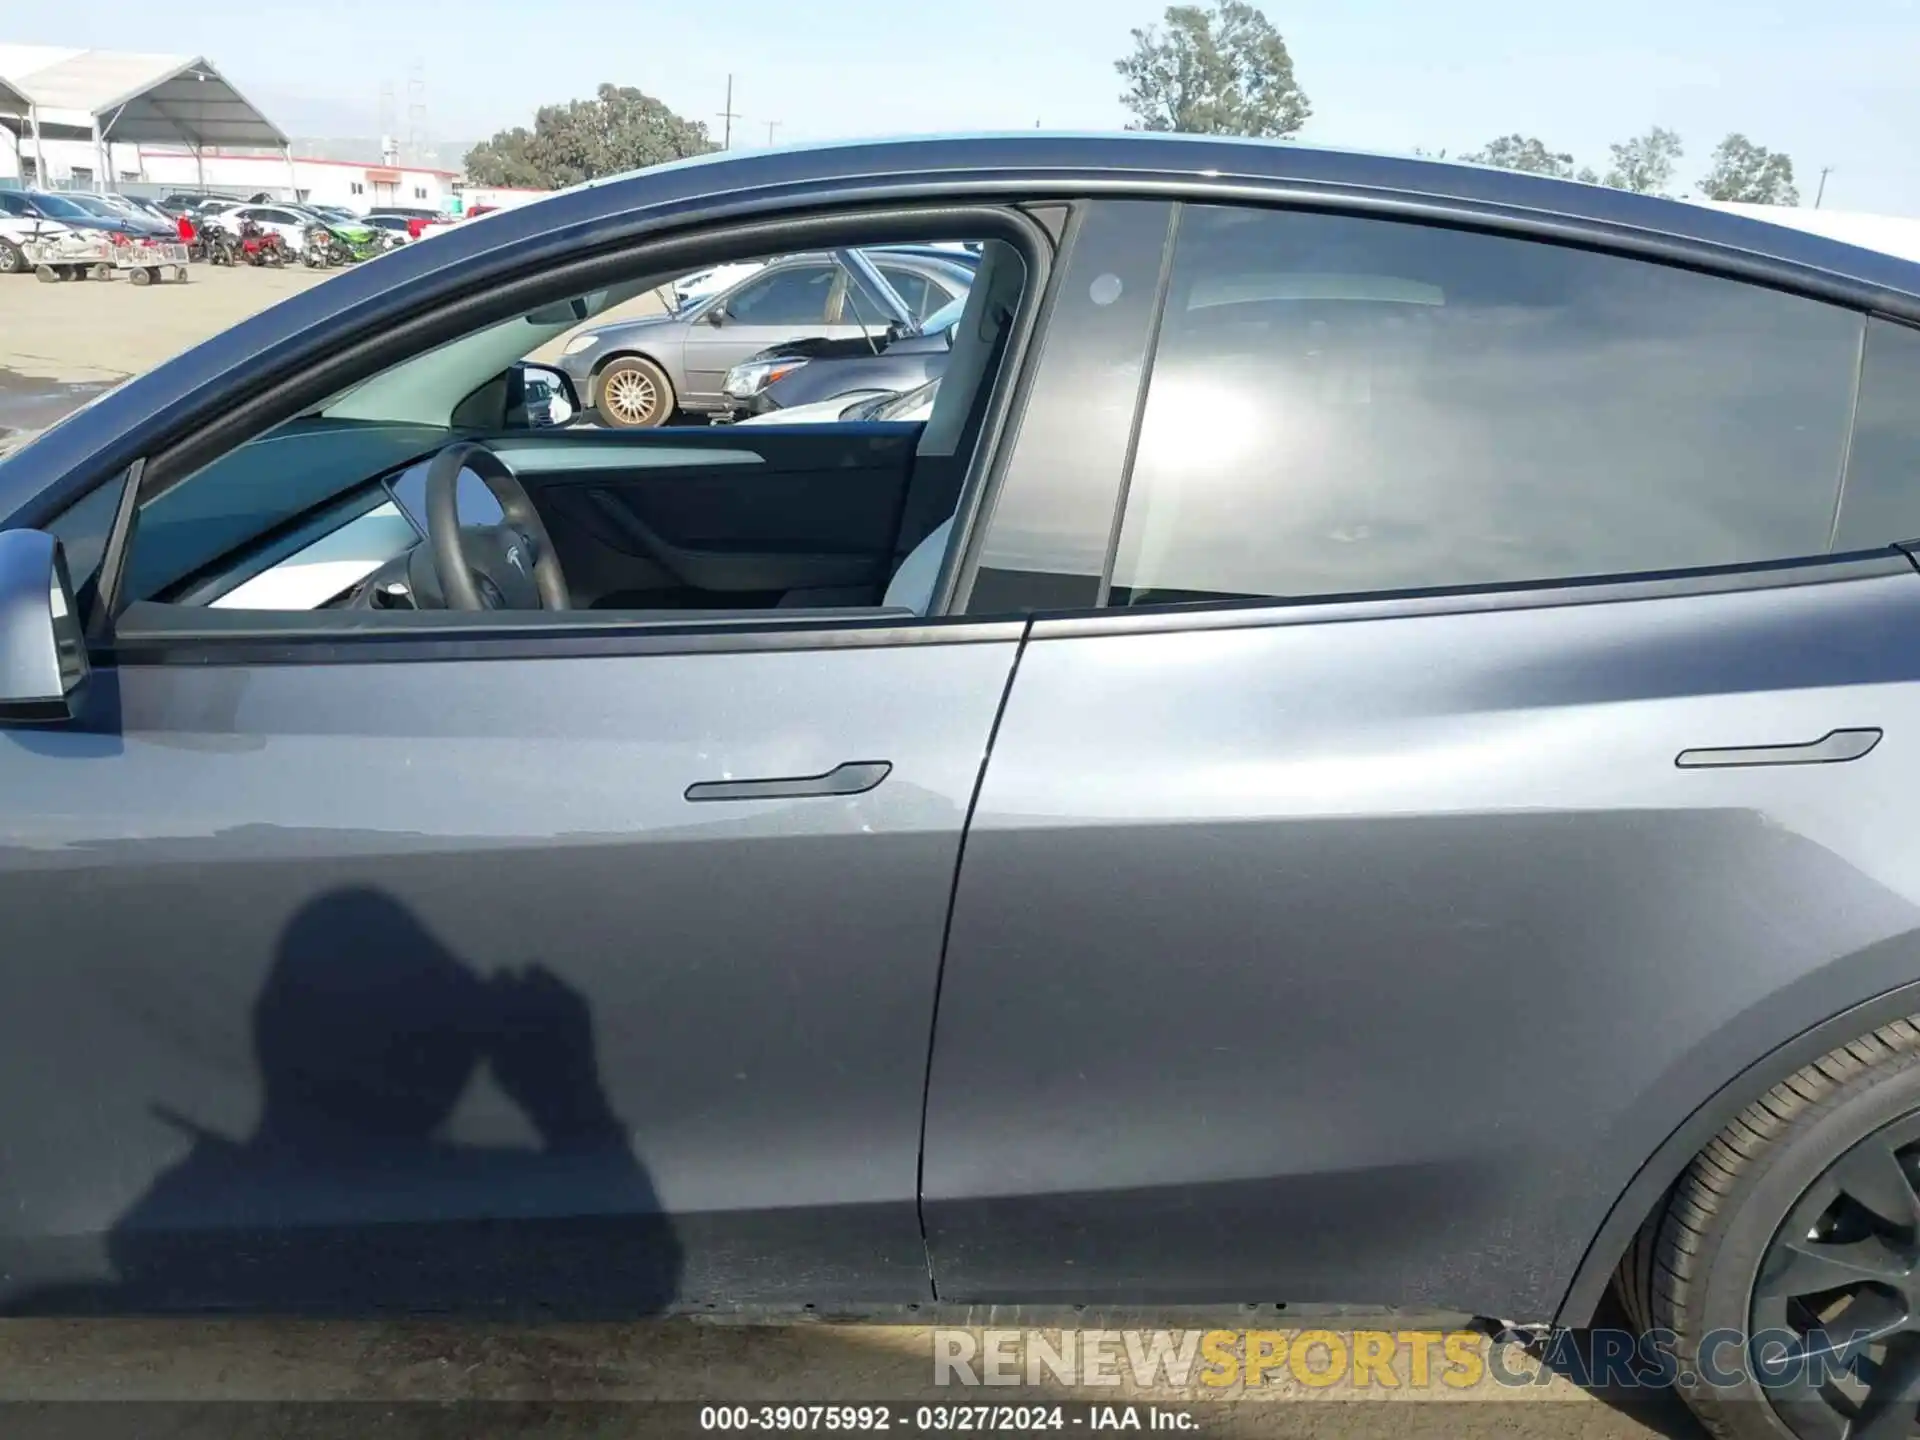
<box><xmin>766</xmin><ymin>120</ymin><xmax>781</xmax><ymax>146</ymax></box>
<box><xmin>718</xmin><ymin>75</ymin><xmax>741</xmax><ymax>150</ymax></box>
<box><xmin>1814</xmin><ymin>165</ymin><xmax>1835</xmax><ymax>209</ymax></box>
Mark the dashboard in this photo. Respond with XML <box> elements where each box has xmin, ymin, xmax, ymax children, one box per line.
<box><xmin>206</xmin><ymin>461</ymin><xmax>504</xmax><ymax>611</ymax></box>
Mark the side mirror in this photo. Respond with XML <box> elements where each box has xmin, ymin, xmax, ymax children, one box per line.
<box><xmin>505</xmin><ymin>362</ymin><xmax>580</xmax><ymax>429</ymax></box>
<box><xmin>705</xmin><ymin>305</ymin><xmax>727</xmax><ymax>328</ymax></box>
<box><xmin>0</xmin><ymin>529</ymin><xmax>89</xmax><ymax>724</ymax></box>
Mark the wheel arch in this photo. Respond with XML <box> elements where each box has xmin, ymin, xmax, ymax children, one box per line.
<box><xmin>1555</xmin><ymin>967</ymin><xmax>1920</xmax><ymax>1327</ymax></box>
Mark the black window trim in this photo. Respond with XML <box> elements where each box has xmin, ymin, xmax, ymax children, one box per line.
<box><xmin>81</xmin><ymin>202</ymin><xmax>1056</xmax><ymax>667</ymax></box>
<box><xmin>1029</xmin><ymin>547</ymin><xmax>1920</xmax><ymax>643</ymax></box>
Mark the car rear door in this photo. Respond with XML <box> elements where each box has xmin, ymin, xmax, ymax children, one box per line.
<box><xmin>922</xmin><ymin>198</ymin><xmax>1920</xmax><ymax>1320</ymax></box>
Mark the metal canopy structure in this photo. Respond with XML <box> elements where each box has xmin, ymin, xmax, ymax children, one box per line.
<box><xmin>0</xmin><ymin>46</ymin><xmax>292</xmax><ymax>191</ymax></box>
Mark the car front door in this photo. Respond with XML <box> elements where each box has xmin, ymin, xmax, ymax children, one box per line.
<box><xmin>0</xmin><ymin>436</ymin><xmax>1024</xmax><ymax>1314</ymax></box>
<box><xmin>922</xmin><ymin>198</ymin><xmax>1920</xmax><ymax>1321</ymax></box>
<box><xmin>680</xmin><ymin>260</ymin><xmax>855</xmax><ymax>405</ymax></box>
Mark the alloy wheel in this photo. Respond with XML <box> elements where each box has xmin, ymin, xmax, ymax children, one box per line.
<box><xmin>602</xmin><ymin>366</ymin><xmax>660</xmax><ymax>426</ymax></box>
<box><xmin>1750</xmin><ymin>1113</ymin><xmax>1920</xmax><ymax>1439</ymax></box>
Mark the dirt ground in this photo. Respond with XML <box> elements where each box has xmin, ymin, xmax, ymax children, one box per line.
<box><xmin>0</xmin><ymin>261</ymin><xmax>669</xmax><ymax>453</ymax></box>
<box><xmin>0</xmin><ymin>261</ymin><xmax>1695</xmax><ymax>1438</ymax></box>
<box><xmin>0</xmin><ymin>1316</ymin><xmax>1701</xmax><ymax>1438</ymax></box>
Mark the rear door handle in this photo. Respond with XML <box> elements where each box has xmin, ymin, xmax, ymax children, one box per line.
<box><xmin>1676</xmin><ymin>728</ymin><xmax>1882</xmax><ymax>769</ymax></box>
<box><xmin>685</xmin><ymin>760</ymin><xmax>892</xmax><ymax>802</ymax></box>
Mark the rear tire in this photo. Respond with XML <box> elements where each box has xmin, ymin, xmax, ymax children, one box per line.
<box><xmin>1621</xmin><ymin>1017</ymin><xmax>1920</xmax><ymax>1440</ymax></box>
<box><xmin>594</xmin><ymin>356</ymin><xmax>674</xmax><ymax>429</ymax></box>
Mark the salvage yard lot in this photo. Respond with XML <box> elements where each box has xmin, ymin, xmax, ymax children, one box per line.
<box><xmin>0</xmin><ymin>262</ymin><xmax>669</xmax><ymax>448</ymax></box>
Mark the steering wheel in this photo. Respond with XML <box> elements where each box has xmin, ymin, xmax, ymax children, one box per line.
<box><xmin>422</xmin><ymin>441</ymin><xmax>571</xmax><ymax>611</ymax></box>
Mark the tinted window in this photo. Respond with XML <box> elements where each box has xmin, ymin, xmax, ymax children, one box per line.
<box><xmin>1108</xmin><ymin>205</ymin><xmax>1863</xmax><ymax>607</ymax></box>
<box><xmin>725</xmin><ymin>265</ymin><xmax>836</xmax><ymax>325</ymax></box>
<box><xmin>0</xmin><ymin>193</ymin><xmax>28</xmax><ymax>216</ymax></box>
<box><xmin>1835</xmin><ymin>318</ymin><xmax>1920</xmax><ymax>551</ymax></box>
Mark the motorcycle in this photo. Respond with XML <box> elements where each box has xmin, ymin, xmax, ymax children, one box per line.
<box><xmin>300</xmin><ymin>224</ymin><xmax>345</xmax><ymax>268</ymax></box>
<box><xmin>213</xmin><ymin>218</ymin><xmax>288</xmax><ymax>268</ymax></box>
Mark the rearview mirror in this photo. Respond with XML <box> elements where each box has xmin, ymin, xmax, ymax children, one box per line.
<box><xmin>0</xmin><ymin>529</ymin><xmax>89</xmax><ymax>724</ymax></box>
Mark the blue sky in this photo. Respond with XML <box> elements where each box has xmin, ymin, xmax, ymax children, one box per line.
<box><xmin>15</xmin><ymin>0</ymin><xmax>1920</xmax><ymax>212</ymax></box>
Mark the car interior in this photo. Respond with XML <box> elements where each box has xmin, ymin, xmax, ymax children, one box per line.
<box><xmin>109</xmin><ymin>225</ymin><xmax>1033</xmax><ymax>638</ymax></box>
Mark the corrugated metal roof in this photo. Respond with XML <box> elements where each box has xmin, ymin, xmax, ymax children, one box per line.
<box><xmin>0</xmin><ymin>45</ymin><xmax>286</xmax><ymax>147</ymax></box>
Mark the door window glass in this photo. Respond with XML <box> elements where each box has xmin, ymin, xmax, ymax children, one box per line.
<box><xmin>724</xmin><ymin>265</ymin><xmax>836</xmax><ymax>325</ymax></box>
<box><xmin>1109</xmin><ymin>205</ymin><xmax>1863</xmax><ymax>607</ymax></box>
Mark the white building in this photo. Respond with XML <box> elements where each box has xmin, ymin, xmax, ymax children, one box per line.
<box><xmin>0</xmin><ymin>45</ymin><xmax>485</xmax><ymax>215</ymax></box>
<box><xmin>132</xmin><ymin>147</ymin><xmax>460</xmax><ymax>211</ymax></box>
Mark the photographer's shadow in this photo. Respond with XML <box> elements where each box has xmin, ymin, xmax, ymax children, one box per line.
<box><xmin>89</xmin><ymin>886</ymin><xmax>683</xmax><ymax>1317</ymax></box>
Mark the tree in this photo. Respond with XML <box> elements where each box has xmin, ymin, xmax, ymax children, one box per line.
<box><xmin>1461</xmin><ymin>134</ymin><xmax>1577</xmax><ymax>178</ymax></box>
<box><xmin>1602</xmin><ymin>127</ymin><xmax>1684</xmax><ymax>195</ymax></box>
<box><xmin>1697</xmin><ymin>133</ymin><xmax>1799</xmax><ymax>205</ymax></box>
<box><xmin>1116</xmin><ymin>1</ymin><xmax>1310</xmax><ymax>138</ymax></box>
<box><xmin>464</xmin><ymin>84</ymin><xmax>716</xmax><ymax>189</ymax></box>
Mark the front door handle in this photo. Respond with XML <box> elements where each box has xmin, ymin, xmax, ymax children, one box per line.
<box><xmin>685</xmin><ymin>760</ymin><xmax>892</xmax><ymax>802</ymax></box>
<box><xmin>1676</xmin><ymin>728</ymin><xmax>1883</xmax><ymax>769</ymax></box>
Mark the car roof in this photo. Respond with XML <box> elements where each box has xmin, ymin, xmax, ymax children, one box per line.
<box><xmin>14</xmin><ymin>131</ymin><xmax>1920</xmax><ymax>527</ymax></box>
<box><xmin>576</xmin><ymin>132</ymin><xmax>1920</xmax><ymax>300</ymax></box>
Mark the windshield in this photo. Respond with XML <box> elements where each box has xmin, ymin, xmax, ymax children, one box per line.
<box><xmin>31</xmin><ymin>194</ymin><xmax>96</xmax><ymax>220</ymax></box>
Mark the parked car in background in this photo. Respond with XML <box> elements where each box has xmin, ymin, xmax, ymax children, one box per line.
<box><xmin>0</xmin><ymin>191</ymin><xmax>151</xmax><ymax>268</ymax></box>
<box><xmin>292</xmin><ymin>208</ymin><xmax>385</xmax><ymax>260</ymax></box>
<box><xmin>667</xmin><ymin>245</ymin><xmax>977</xmax><ymax>316</ymax></box>
<box><xmin>363</xmin><ymin>215</ymin><xmax>417</xmax><ymax>244</ymax></box>
<box><xmin>666</xmin><ymin>261</ymin><xmax>766</xmax><ymax>312</ymax></box>
<box><xmin>558</xmin><ymin>248</ymin><xmax>973</xmax><ymax>428</ymax></box>
<box><xmin>51</xmin><ymin>193</ymin><xmax>178</xmax><ymax>241</ymax></box>
<box><xmin>366</xmin><ymin>206</ymin><xmax>445</xmax><ymax>223</ymax></box>
<box><xmin>155</xmin><ymin>191</ymin><xmax>246</xmax><ymax>216</ymax></box>
<box><xmin>88</xmin><ymin>195</ymin><xmax>177</xmax><ymax>229</ymax></box>
<box><xmin>737</xmin><ymin>374</ymin><xmax>942</xmax><ymax>427</ymax></box>
<box><xmin>729</xmin><ymin>294</ymin><xmax>965</xmax><ymax>419</ymax></box>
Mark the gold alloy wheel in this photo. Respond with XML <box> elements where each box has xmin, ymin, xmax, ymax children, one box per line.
<box><xmin>600</xmin><ymin>363</ymin><xmax>663</xmax><ymax>427</ymax></box>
